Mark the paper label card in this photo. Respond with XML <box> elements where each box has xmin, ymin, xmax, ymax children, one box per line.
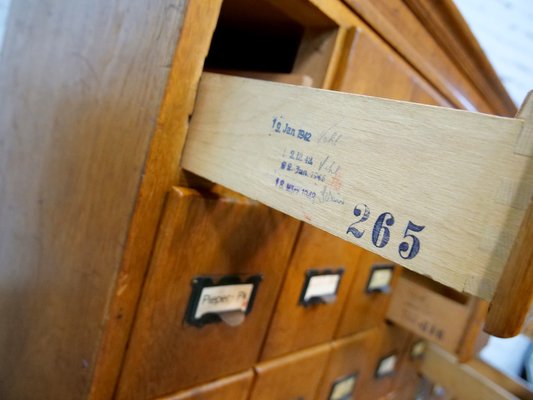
<box><xmin>299</xmin><ymin>269</ymin><xmax>344</xmax><ymax>307</ymax></box>
<box><xmin>185</xmin><ymin>275</ymin><xmax>262</xmax><ymax>327</ymax></box>
<box><xmin>366</xmin><ymin>264</ymin><xmax>394</xmax><ymax>293</ymax></box>
<box><xmin>329</xmin><ymin>373</ymin><xmax>358</xmax><ymax>400</ymax></box>
<box><xmin>194</xmin><ymin>284</ymin><xmax>254</xmax><ymax>319</ymax></box>
<box><xmin>304</xmin><ymin>274</ymin><xmax>341</xmax><ymax>300</ymax></box>
<box><xmin>375</xmin><ymin>353</ymin><xmax>397</xmax><ymax>378</ymax></box>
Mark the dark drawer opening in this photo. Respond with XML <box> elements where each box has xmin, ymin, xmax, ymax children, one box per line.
<box><xmin>204</xmin><ymin>0</ymin><xmax>340</xmax><ymax>88</ymax></box>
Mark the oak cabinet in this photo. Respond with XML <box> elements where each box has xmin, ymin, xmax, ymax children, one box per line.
<box><xmin>0</xmin><ymin>0</ymin><xmax>515</xmax><ymax>399</ymax></box>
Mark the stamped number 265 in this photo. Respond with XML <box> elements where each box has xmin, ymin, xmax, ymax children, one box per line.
<box><xmin>346</xmin><ymin>203</ymin><xmax>425</xmax><ymax>260</ymax></box>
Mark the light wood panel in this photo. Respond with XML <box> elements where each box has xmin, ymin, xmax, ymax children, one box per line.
<box><xmin>467</xmin><ymin>358</ymin><xmax>533</xmax><ymax>400</ymax></box>
<box><xmin>387</xmin><ymin>274</ymin><xmax>471</xmax><ymax>353</ymax></box>
<box><xmin>181</xmin><ymin>73</ymin><xmax>532</xmax><ymax>305</ymax></box>
<box><xmin>420</xmin><ymin>344</ymin><xmax>521</xmax><ymax>400</ymax></box>
<box><xmin>0</xmin><ymin>0</ymin><xmax>189</xmax><ymax>399</ymax></box>
<box><xmin>116</xmin><ymin>187</ymin><xmax>300</xmax><ymax>400</ymax></box>
<box><xmin>486</xmin><ymin>94</ymin><xmax>533</xmax><ymax>336</ymax></box>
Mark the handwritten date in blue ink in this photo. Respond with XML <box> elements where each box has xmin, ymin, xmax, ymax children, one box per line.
<box><xmin>346</xmin><ymin>203</ymin><xmax>425</xmax><ymax>260</ymax></box>
<box><xmin>287</xmin><ymin>150</ymin><xmax>313</xmax><ymax>165</ymax></box>
<box><xmin>275</xmin><ymin>177</ymin><xmax>316</xmax><ymax>200</ymax></box>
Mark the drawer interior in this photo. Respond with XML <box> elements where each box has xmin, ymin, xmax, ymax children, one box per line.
<box><xmin>204</xmin><ymin>0</ymin><xmax>340</xmax><ymax>89</ymax></box>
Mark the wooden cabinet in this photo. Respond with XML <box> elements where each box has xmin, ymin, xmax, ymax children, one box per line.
<box><xmin>0</xmin><ymin>0</ymin><xmax>517</xmax><ymax>399</ymax></box>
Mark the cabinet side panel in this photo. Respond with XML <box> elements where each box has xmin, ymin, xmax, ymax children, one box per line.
<box><xmin>0</xmin><ymin>0</ymin><xmax>188</xmax><ymax>398</ymax></box>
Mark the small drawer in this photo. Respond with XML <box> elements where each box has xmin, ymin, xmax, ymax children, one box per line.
<box><xmin>250</xmin><ymin>343</ymin><xmax>331</xmax><ymax>400</ymax></box>
<box><xmin>261</xmin><ymin>224</ymin><xmax>361</xmax><ymax>360</ymax></box>
<box><xmin>156</xmin><ymin>370</ymin><xmax>254</xmax><ymax>400</ymax></box>
<box><xmin>116</xmin><ymin>187</ymin><xmax>300</xmax><ymax>400</ymax></box>
<box><xmin>315</xmin><ymin>328</ymin><xmax>379</xmax><ymax>400</ymax></box>
<box><xmin>387</xmin><ymin>334</ymin><xmax>427</xmax><ymax>399</ymax></box>
<box><xmin>336</xmin><ymin>252</ymin><xmax>401</xmax><ymax>338</ymax></box>
<box><xmin>358</xmin><ymin>324</ymin><xmax>411</xmax><ymax>400</ymax></box>
<box><xmin>386</xmin><ymin>269</ymin><xmax>488</xmax><ymax>359</ymax></box>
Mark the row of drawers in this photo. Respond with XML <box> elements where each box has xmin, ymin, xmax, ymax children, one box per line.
<box><xmin>158</xmin><ymin>324</ymin><xmax>425</xmax><ymax>400</ymax></box>
<box><xmin>112</xmin><ymin>2</ymin><xmax>487</xmax><ymax>398</ymax></box>
<box><xmin>115</xmin><ymin>187</ymin><xmax>402</xmax><ymax>399</ymax></box>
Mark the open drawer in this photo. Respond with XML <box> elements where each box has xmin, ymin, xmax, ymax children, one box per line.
<box><xmin>180</xmin><ymin>72</ymin><xmax>533</xmax><ymax>338</ymax></box>
<box><xmin>419</xmin><ymin>344</ymin><xmax>533</xmax><ymax>400</ymax></box>
<box><xmin>386</xmin><ymin>269</ymin><xmax>488</xmax><ymax>361</ymax></box>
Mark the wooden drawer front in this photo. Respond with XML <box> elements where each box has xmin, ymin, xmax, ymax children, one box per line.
<box><xmin>386</xmin><ymin>272</ymin><xmax>471</xmax><ymax>353</ymax></box>
<box><xmin>315</xmin><ymin>329</ymin><xmax>379</xmax><ymax>400</ymax></box>
<box><xmin>358</xmin><ymin>324</ymin><xmax>411</xmax><ymax>400</ymax></box>
<box><xmin>156</xmin><ymin>370</ymin><xmax>254</xmax><ymax>400</ymax></box>
<box><xmin>390</xmin><ymin>334</ymin><xmax>426</xmax><ymax>398</ymax></box>
<box><xmin>336</xmin><ymin>252</ymin><xmax>400</xmax><ymax>338</ymax></box>
<box><xmin>250</xmin><ymin>344</ymin><xmax>331</xmax><ymax>400</ymax></box>
<box><xmin>334</xmin><ymin>27</ymin><xmax>451</xmax><ymax>107</ymax></box>
<box><xmin>117</xmin><ymin>187</ymin><xmax>300</xmax><ymax>400</ymax></box>
<box><xmin>261</xmin><ymin>224</ymin><xmax>361</xmax><ymax>360</ymax></box>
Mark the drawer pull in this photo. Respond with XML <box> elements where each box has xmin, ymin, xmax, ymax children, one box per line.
<box><xmin>217</xmin><ymin>310</ymin><xmax>246</xmax><ymax>327</ymax></box>
<box><xmin>298</xmin><ymin>269</ymin><xmax>344</xmax><ymax>307</ymax></box>
<box><xmin>185</xmin><ymin>275</ymin><xmax>262</xmax><ymax>327</ymax></box>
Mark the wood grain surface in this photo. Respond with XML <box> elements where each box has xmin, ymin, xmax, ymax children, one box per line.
<box><xmin>403</xmin><ymin>0</ymin><xmax>516</xmax><ymax>116</ymax></box>
<box><xmin>315</xmin><ymin>328</ymin><xmax>379</xmax><ymax>400</ymax></box>
<box><xmin>250</xmin><ymin>343</ymin><xmax>331</xmax><ymax>400</ymax></box>
<box><xmin>335</xmin><ymin>253</ymin><xmax>400</xmax><ymax>338</ymax></box>
<box><xmin>420</xmin><ymin>344</ymin><xmax>521</xmax><ymax>400</ymax></box>
<box><xmin>116</xmin><ymin>187</ymin><xmax>300</xmax><ymax>400</ymax></box>
<box><xmin>485</xmin><ymin>93</ymin><xmax>533</xmax><ymax>337</ymax></box>
<box><xmin>182</xmin><ymin>72</ymin><xmax>532</xmax><ymax>302</ymax></box>
<box><xmin>387</xmin><ymin>275</ymin><xmax>470</xmax><ymax>353</ymax></box>
<box><xmin>358</xmin><ymin>323</ymin><xmax>411</xmax><ymax>400</ymax></box>
<box><xmin>342</xmin><ymin>0</ymin><xmax>498</xmax><ymax>114</ymax></box>
<box><xmin>88</xmin><ymin>2</ymin><xmax>224</xmax><ymax>399</ymax></box>
<box><xmin>467</xmin><ymin>358</ymin><xmax>533</xmax><ymax>400</ymax></box>
<box><xmin>156</xmin><ymin>370</ymin><xmax>254</xmax><ymax>400</ymax></box>
<box><xmin>260</xmin><ymin>223</ymin><xmax>361</xmax><ymax>360</ymax></box>
<box><xmin>333</xmin><ymin>27</ymin><xmax>452</xmax><ymax>107</ymax></box>
<box><xmin>0</xmin><ymin>0</ymin><xmax>188</xmax><ymax>398</ymax></box>
<box><xmin>485</xmin><ymin>197</ymin><xmax>533</xmax><ymax>337</ymax></box>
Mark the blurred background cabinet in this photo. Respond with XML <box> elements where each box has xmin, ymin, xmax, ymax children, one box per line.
<box><xmin>0</xmin><ymin>0</ymin><xmax>517</xmax><ymax>399</ymax></box>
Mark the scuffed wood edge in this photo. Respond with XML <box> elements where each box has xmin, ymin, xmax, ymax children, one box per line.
<box><xmin>420</xmin><ymin>344</ymin><xmax>520</xmax><ymax>400</ymax></box>
<box><xmin>485</xmin><ymin>93</ymin><xmax>533</xmax><ymax>337</ymax></box>
<box><xmin>456</xmin><ymin>298</ymin><xmax>489</xmax><ymax>362</ymax></box>
<box><xmin>88</xmin><ymin>1</ymin><xmax>224</xmax><ymax>399</ymax></box>
<box><xmin>485</xmin><ymin>198</ymin><xmax>533</xmax><ymax>337</ymax></box>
